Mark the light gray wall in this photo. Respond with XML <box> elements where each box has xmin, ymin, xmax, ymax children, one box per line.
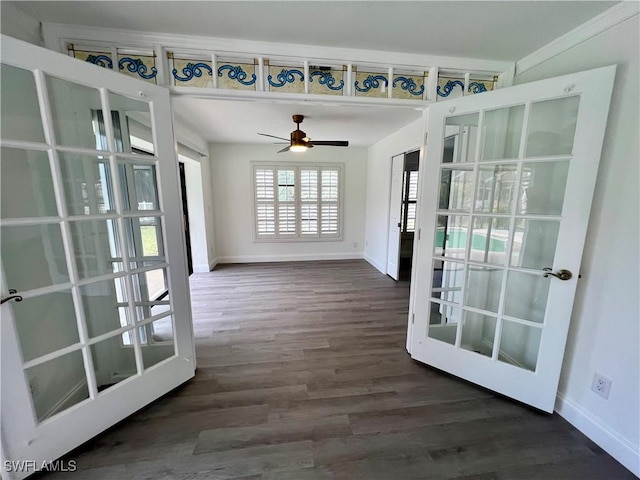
<box><xmin>364</xmin><ymin>118</ymin><xmax>423</xmax><ymax>273</ymax></box>
<box><xmin>209</xmin><ymin>143</ymin><xmax>367</xmax><ymax>263</ymax></box>
<box><xmin>0</xmin><ymin>2</ymin><xmax>42</xmax><ymax>46</ymax></box>
<box><xmin>515</xmin><ymin>15</ymin><xmax>639</xmax><ymax>473</ymax></box>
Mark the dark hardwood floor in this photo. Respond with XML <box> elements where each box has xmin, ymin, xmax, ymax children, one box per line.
<box><xmin>42</xmin><ymin>260</ymin><xmax>633</xmax><ymax>479</ymax></box>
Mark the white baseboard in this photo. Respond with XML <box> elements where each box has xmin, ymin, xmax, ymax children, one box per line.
<box><xmin>216</xmin><ymin>252</ymin><xmax>364</xmax><ymax>264</ymax></box>
<box><xmin>555</xmin><ymin>392</ymin><xmax>640</xmax><ymax>477</ymax></box>
<box><xmin>193</xmin><ymin>263</ymin><xmax>211</xmax><ymax>273</ymax></box>
<box><xmin>364</xmin><ymin>253</ymin><xmax>386</xmax><ymax>274</ymax></box>
<box><xmin>192</xmin><ymin>259</ymin><xmax>219</xmax><ymax>272</ymax></box>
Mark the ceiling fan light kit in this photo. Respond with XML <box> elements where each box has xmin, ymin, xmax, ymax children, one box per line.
<box><xmin>259</xmin><ymin>114</ymin><xmax>349</xmax><ymax>153</ymax></box>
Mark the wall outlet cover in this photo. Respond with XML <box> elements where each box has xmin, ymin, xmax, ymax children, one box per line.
<box><xmin>591</xmin><ymin>372</ymin><xmax>612</xmax><ymax>399</ymax></box>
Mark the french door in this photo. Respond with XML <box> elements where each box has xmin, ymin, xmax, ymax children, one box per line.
<box><xmin>1</xmin><ymin>36</ymin><xmax>195</xmax><ymax>478</ymax></box>
<box><xmin>409</xmin><ymin>66</ymin><xmax>616</xmax><ymax>412</ymax></box>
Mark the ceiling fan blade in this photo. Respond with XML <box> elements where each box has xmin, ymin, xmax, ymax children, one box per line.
<box><xmin>277</xmin><ymin>145</ymin><xmax>291</xmax><ymax>153</ymax></box>
<box><xmin>308</xmin><ymin>140</ymin><xmax>349</xmax><ymax>147</ymax></box>
<box><xmin>258</xmin><ymin>133</ymin><xmax>289</xmax><ymax>141</ymax></box>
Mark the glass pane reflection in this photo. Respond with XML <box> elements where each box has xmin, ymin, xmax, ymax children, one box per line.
<box><xmin>1</xmin><ymin>148</ymin><xmax>57</xmax><ymax>219</ymax></box>
<box><xmin>461</xmin><ymin>311</ymin><xmax>497</xmax><ymax>357</ymax></box>
<box><xmin>526</xmin><ymin>96</ymin><xmax>579</xmax><ymax>157</ymax></box>
<box><xmin>519</xmin><ymin>161</ymin><xmax>569</xmax><ymax>216</ymax></box>
<box><xmin>25</xmin><ymin>350</ymin><xmax>89</xmax><ymax>422</ymax></box>
<box><xmin>1</xmin><ymin>64</ymin><xmax>46</xmax><ymax>142</ymax></box>
<box><xmin>498</xmin><ymin>321</ymin><xmax>542</xmax><ymax>372</ymax></box>
<box><xmin>427</xmin><ymin>302</ymin><xmax>460</xmax><ymax>346</ymax></box>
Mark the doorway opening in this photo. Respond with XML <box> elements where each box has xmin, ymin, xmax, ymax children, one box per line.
<box><xmin>387</xmin><ymin>149</ymin><xmax>420</xmax><ymax>282</ymax></box>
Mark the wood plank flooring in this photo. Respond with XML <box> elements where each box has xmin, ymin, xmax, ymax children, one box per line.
<box><xmin>40</xmin><ymin>260</ymin><xmax>633</xmax><ymax>479</ymax></box>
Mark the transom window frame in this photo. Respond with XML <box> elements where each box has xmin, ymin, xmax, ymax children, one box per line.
<box><xmin>251</xmin><ymin>162</ymin><xmax>344</xmax><ymax>242</ymax></box>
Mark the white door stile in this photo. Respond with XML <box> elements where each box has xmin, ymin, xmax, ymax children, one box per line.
<box><xmin>1</xmin><ymin>35</ymin><xmax>195</xmax><ymax>479</ymax></box>
<box><xmin>386</xmin><ymin>154</ymin><xmax>404</xmax><ymax>280</ymax></box>
<box><xmin>409</xmin><ymin>65</ymin><xmax>616</xmax><ymax>413</ymax></box>
<box><xmin>406</xmin><ymin>110</ymin><xmax>429</xmax><ymax>353</ymax></box>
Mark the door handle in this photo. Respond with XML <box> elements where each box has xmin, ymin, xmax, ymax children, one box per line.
<box><xmin>542</xmin><ymin>268</ymin><xmax>573</xmax><ymax>281</ymax></box>
<box><xmin>1</xmin><ymin>289</ymin><xmax>23</xmax><ymax>305</ymax></box>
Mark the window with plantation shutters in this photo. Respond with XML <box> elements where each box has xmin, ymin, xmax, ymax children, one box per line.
<box><xmin>253</xmin><ymin>163</ymin><xmax>342</xmax><ymax>241</ymax></box>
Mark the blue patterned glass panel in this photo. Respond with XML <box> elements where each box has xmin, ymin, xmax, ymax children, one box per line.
<box><xmin>354</xmin><ymin>71</ymin><xmax>389</xmax><ymax>98</ymax></box>
<box><xmin>437</xmin><ymin>77</ymin><xmax>465</xmax><ymax>101</ymax></box>
<box><xmin>170</xmin><ymin>56</ymin><xmax>213</xmax><ymax>88</ymax></box>
<box><xmin>217</xmin><ymin>61</ymin><xmax>257</xmax><ymax>90</ymax></box>
<box><xmin>68</xmin><ymin>45</ymin><xmax>114</xmax><ymax>70</ymax></box>
<box><xmin>393</xmin><ymin>73</ymin><xmax>426</xmax><ymax>100</ymax></box>
<box><xmin>309</xmin><ymin>68</ymin><xmax>344</xmax><ymax>96</ymax></box>
<box><xmin>267</xmin><ymin>65</ymin><xmax>304</xmax><ymax>93</ymax></box>
<box><xmin>117</xmin><ymin>51</ymin><xmax>158</xmax><ymax>84</ymax></box>
<box><xmin>468</xmin><ymin>78</ymin><xmax>496</xmax><ymax>95</ymax></box>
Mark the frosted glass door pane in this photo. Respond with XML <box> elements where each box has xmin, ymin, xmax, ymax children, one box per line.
<box><xmin>140</xmin><ymin>317</ymin><xmax>175</xmax><ymax>369</ymax></box>
<box><xmin>91</xmin><ymin>335</ymin><xmax>137</xmax><ymax>392</ymax></box>
<box><xmin>498</xmin><ymin>321</ymin><xmax>542</xmax><ymax>372</ymax></box>
<box><xmin>481</xmin><ymin>105</ymin><xmax>525</xmax><ymax>160</ymax></box>
<box><xmin>519</xmin><ymin>161</ymin><xmax>570</xmax><ymax>215</ymax></box>
<box><xmin>119</xmin><ymin>162</ymin><xmax>159</xmax><ymax>212</ymax></box>
<box><xmin>435</xmin><ymin>215</ymin><xmax>469</xmax><ymax>259</ymax></box>
<box><xmin>460</xmin><ymin>312</ymin><xmax>497</xmax><ymax>357</ymax></box>
<box><xmin>47</xmin><ymin>76</ymin><xmax>105</xmax><ymax>150</ymax></box>
<box><xmin>1</xmin><ymin>224</ymin><xmax>69</xmax><ymax>291</ymax></box>
<box><xmin>25</xmin><ymin>350</ymin><xmax>89</xmax><ymax>422</ymax></box>
<box><xmin>13</xmin><ymin>290</ymin><xmax>79</xmax><ymax>362</ymax></box>
<box><xmin>465</xmin><ymin>266</ymin><xmax>503</xmax><ymax>313</ymax></box>
<box><xmin>59</xmin><ymin>153</ymin><xmax>115</xmax><ymax>216</ymax></box>
<box><xmin>474</xmin><ymin>164</ymin><xmax>518</xmax><ymax>214</ymax></box>
<box><xmin>504</xmin><ymin>271</ymin><xmax>550</xmax><ymax>324</ymax></box>
<box><xmin>69</xmin><ymin>220</ymin><xmax>122</xmax><ymax>279</ymax></box>
<box><xmin>439</xmin><ymin>168</ymin><xmax>474</xmax><ymax>211</ymax></box>
<box><xmin>109</xmin><ymin>93</ymin><xmax>155</xmax><ymax>155</ymax></box>
<box><xmin>526</xmin><ymin>96</ymin><xmax>579</xmax><ymax>157</ymax></box>
<box><xmin>442</xmin><ymin>113</ymin><xmax>479</xmax><ymax>163</ymax></box>
<box><xmin>511</xmin><ymin>219</ymin><xmax>560</xmax><ymax>269</ymax></box>
<box><xmin>1</xmin><ymin>148</ymin><xmax>57</xmax><ymax>219</ymax></box>
<box><xmin>0</xmin><ymin>64</ymin><xmax>46</xmax><ymax>142</ymax></box>
<box><xmin>469</xmin><ymin>217</ymin><xmax>509</xmax><ymax>265</ymax></box>
<box><xmin>81</xmin><ymin>278</ymin><xmax>130</xmax><ymax>338</ymax></box>
<box><xmin>427</xmin><ymin>303</ymin><xmax>460</xmax><ymax>346</ymax></box>
<box><xmin>431</xmin><ymin>260</ymin><xmax>464</xmax><ymax>304</ymax></box>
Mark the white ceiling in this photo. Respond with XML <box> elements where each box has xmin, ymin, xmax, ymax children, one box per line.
<box><xmin>15</xmin><ymin>1</ymin><xmax>615</xmax><ymax>61</ymax></box>
<box><xmin>11</xmin><ymin>1</ymin><xmax>616</xmax><ymax>146</ymax></box>
<box><xmin>171</xmin><ymin>97</ymin><xmax>423</xmax><ymax>147</ymax></box>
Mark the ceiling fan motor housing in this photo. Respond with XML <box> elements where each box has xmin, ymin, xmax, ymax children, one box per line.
<box><xmin>291</xmin><ymin>128</ymin><xmax>308</xmax><ymax>146</ymax></box>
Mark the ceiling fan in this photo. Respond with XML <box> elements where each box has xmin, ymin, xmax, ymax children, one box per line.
<box><xmin>258</xmin><ymin>114</ymin><xmax>349</xmax><ymax>153</ymax></box>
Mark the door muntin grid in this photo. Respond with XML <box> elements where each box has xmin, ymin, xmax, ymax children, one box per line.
<box><xmin>427</xmin><ymin>97</ymin><xmax>580</xmax><ymax>373</ymax></box>
<box><xmin>1</xmin><ymin>66</ymin><xmax>177</xmax><ymax>424</ymax></box>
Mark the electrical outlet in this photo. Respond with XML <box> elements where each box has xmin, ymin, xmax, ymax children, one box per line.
<box><xmin>353</xmin><ymin>242</ymin><xmax>358</xmax><ymax>249</ymax></box>
<box><xmin>591</xmin><ymin>372</ymin><xmax>612</xmax><ymax>399</ymax></box>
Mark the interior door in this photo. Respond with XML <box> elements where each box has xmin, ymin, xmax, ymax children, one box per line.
<box><xmin>386</xmin><ymin>154</ymin><xmax>404</xmax><ymax>280</ymax></box>
<box><xmin>409</xmin><ymin>65</ymin><xmax>616</xmax><ymax>412</ymax></box>
<box><xmin>1</xmin><ymin>35</ymin><xmax>195</xmax><ymax>478</ymax></box>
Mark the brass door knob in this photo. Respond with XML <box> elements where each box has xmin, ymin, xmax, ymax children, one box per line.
<box><xmin>542</xmin><ymin>268</ymin><xmax>573</xmax><ymax>281</ymax></box>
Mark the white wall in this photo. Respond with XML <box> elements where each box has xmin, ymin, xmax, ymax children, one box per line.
<box><xmin>173</xmin><ymin>113</ymin><xmax>217</xmax><ymax>271</ymax></box>
<box><xmin>364</xmin><ymin>118</ymin><xmax>423</xmax><ymax>273</ymax></box>
<box><xmin>0</xmin><ymin>2</ymin><xmax>42</xmax><ymax>46</ymax></box>
<box><xmin>515</xmin><ymin>15</ymin><xmax>639</xmax><ymax>475</ymax></box>
<box><xmin>209</xmin><ymin>143</ymin><xmax>367</xmax><ymax>263</ymax></box>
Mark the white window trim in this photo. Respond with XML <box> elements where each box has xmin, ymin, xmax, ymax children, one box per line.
<box><xmin>251</xmin><ymin>162</ymin><xmax>344</xmax><ymax>243</ymax></box>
